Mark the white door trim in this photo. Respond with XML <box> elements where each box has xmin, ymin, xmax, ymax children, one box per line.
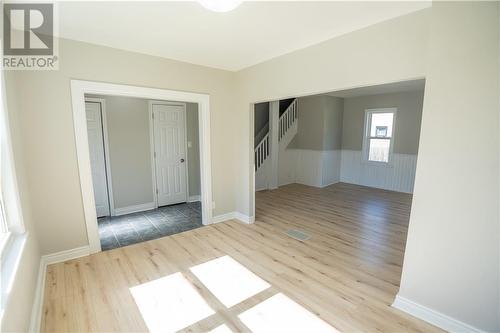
<box><xmin>148</xmin><ymin>100</ymin><xmax>190</xmax><ymax>208</ymax></box>
<box><xmin>84</xmin><ymin>97</ymin><xmax>115</xmax><ymax>216</ymax></box>
<box><xmin>71</xmin><ymin>80</ymin><xmax>213</xmax><ymax>254</ymax></box>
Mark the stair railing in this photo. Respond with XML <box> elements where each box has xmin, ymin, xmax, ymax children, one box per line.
<box><xmin>255</xmin><ymin>133</ymin><xmax>269</xmax><ymax>171</ymax></box>
<box><xmin>278</xmin><ymin>99</ymin><xmax>298</xmax><ymax>141</ymax></box>
<box><xmin>254</xmin><ymin>98</ymin><xmax>298</xmax><ymax>171</ymax></box>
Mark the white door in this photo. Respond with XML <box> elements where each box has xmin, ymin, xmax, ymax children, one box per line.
<box><xmin>85</xmin><ymin>101</ymin><xmax>110</xmax><ymax>217</ymax></box>
<box><xmin>152</xmin><ymin>103</ymin><xmax>188</xmax><ymax>206</ymax></box>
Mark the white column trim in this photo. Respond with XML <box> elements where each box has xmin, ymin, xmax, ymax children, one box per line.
<box><xmin>269</xmin><ymin>100</ymin><xmax>279</xmax><ymax>189</ymax></box>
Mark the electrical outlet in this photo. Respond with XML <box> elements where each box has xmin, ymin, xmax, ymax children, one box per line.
<box><xmin>187</xmin><ymin>141</ymin><xmax>192</xmax><ymax>148</ymax></box>
<box><xmin>212</xmin><ymin>201</ymin><xmax>216</xmax><ymax>209</ymax></box>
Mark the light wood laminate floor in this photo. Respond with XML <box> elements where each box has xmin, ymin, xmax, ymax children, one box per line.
<box><xmin>41</xmin><ymin>183</ymin><xmax>441</xmax><ymax>332</ymax></box>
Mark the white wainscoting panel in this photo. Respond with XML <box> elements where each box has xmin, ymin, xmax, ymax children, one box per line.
<box><xmin>255</xmin><ymin>158</ymin><xmax>270</xmax><ymax>191</ymax></box>
<box><xmin>278</xmin><ymin>147</ymin><xmax>298</xmax><ymax>187</ymax></box>
<box><xmin>340</xmin><ymin>150</ymin><xmax>417</xmax><ymax>193</ymax></box>
<box><xmin>321</xmin><ymin>150</ymin><xmax>342</xmax><ymax>187</ymax></box>
<box><xmin>295</xmin><ymin>150</ymin><xmax>324</xmax><ymax>187</ymax></box>
<box><xmin>278</xmin><ymin>149</ymin><xmax>342</xmax><ymax>188</ymax></box>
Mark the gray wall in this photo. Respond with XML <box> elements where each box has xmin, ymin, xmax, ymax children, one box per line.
<box><xmin>87</xmin><ymin>95</ymin><xmax>201</xmax><ymax>209</ymax></box>
<box><xmin>101</xmin><ymin>95</ymin><xmax>153</xmax><ymax>208</ymax></box>
<box><xmin>342</xmin><ymin>90</ymin><xmax>424</xmax><ymax>154</ymax></box>
<box><xmin>254</xmin><ymin>102</ymin><xmax>269</xmax><ymax>135</ymax></box>
<box><xmin>323</xmin><ymin>96</ymin><xmax>344</xmax><ymax>150</ymax></box>
<box><xmin>292</xmin><ymin>95</ymin><xmax>343</xmax><ymax>150</ymax></box>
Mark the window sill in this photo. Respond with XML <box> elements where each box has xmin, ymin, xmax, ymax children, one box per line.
<box><xmin>361</xmin><ymin>160</ymin><xmax>395</xmax><ymax>168</ymax></box>
<box><xmin>0</xmin><ymin>232</ymin><xmax>28</xmax><ymax>323</ymax></box>
<box><xmin>0</xmin><ymin>232</ymin><xmax>12</xmax><ymax>256</ymax></box>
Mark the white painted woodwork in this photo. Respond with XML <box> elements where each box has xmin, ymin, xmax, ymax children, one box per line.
<box><xmin>255</xmin><ymin>159</ymin><xmax>270</xmax><ymax>191</ymax></box>
<box><xmin>276</xmin><ymin>148</ymin><xmax>416</xmax><ymax>193</ymax></box>
<box><xmin>254</xmin><ymin>134</ymin><xmax>269</xmax><ymax>171</ymax></box>
<box><xmin>85</xmin><ymin>101</ymin><xmax>110</xmax><ymax>217</ymax></box>
<box><xmin>340</xmin><ymin>150</ymin><xmax>417</xmax><ymax>193</ymax></box>
<box><xmin>152</xmin><ymin>103</ymin><xmax>188</xmax><ymax>206</ymax></box>
<box><xmin>279</xmin><ymin>149</ymin><xmax>342</xmax><ymax>188</ymax></box>
<box><xmin>268</xmin><ymin>101</ymin><xmax>279</xmax><ymax>189</ymax></box>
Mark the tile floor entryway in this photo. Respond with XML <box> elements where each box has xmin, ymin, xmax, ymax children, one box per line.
<box><xmin>97</xmin><ymin>201</ymin><xmax>202</xmax><ymax>251</ymax></box>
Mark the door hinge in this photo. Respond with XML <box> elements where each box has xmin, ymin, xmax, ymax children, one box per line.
<box><xmin>156</xmin><ymin>189</ymin><xmax>158</xmax><ymax>194</ymax></box>
<box><xmin>154</xmin><ymin>151</ymin><xmax>156</xmax><ymax>158</ymax></box>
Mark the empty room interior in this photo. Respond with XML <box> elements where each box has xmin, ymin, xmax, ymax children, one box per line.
<box><xmin>85</xmin><ymin>95</ymin><xmax>203</xmax><ymax>250</ymax></box>
<box><xmin>1</xmin><ymin>1</ymin><xmax>499</xmax><ymax>333</ymax></box>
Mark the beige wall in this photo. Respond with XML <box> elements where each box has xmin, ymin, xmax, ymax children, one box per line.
<box><xmin>399</xmin><ymin>2</ymin><xmax>499</xmax><ymax>332</ymax></box>
<box><xmin>5</xmin><ymin>37</ymin><xmax>237</xmax><ymax>256</ymax></box>
<box><xmin>342</xmin><ymin>90</ymin><xmax>424</xmax><ymax>154</ymax></box>
<box><xmin>293</xmin><ymin>95</ymin><xmax>343</xmax><ymax>150</ymax></box>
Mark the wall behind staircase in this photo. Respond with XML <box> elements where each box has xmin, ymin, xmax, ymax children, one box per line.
<box><xmin>254</xmin><ymin>102</ymin><xmax>269</xmax><ymax>147</ymax></box>
<box><xmin>279</xmin><ymin>95</ymin><xmax>343</xmax><ymax>187</ymax></box>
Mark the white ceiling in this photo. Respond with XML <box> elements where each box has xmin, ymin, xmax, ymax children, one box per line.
<box><xmin>58</xmin><ymin>1</ymin><xmax>431</xmax><ymax>71</ymax></box>
<box><xmin>324</xmin><ymin>79</ymin><xmax>425</xmax><ymax>98</ymax></box>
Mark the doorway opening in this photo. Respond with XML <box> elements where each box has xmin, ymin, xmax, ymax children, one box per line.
<box><xmin>84</xmin><ymin>96</ymin><xmax>203</xmax><ymax>250</ymax></box>
<box><xmin>71</xmin><ymin>80</ymin><xmax>213</xmax><ymax>253</ymax></box>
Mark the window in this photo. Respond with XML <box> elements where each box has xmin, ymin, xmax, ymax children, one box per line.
<box><xmin>363</xmin><ymin>108</ymin><xmax>396</xmax><ymax>163</ymax></box>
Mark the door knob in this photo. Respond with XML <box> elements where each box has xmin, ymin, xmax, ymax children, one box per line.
<box><xmin>180</xmin><ymin>158</ymin><xmax>185</xmax><ymax>163</ymax></box>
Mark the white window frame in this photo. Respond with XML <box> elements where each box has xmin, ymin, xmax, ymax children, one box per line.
<box><xmin>0</xmin><ymin>54</ymin><xmax>29</xmax><ymax>323</ymax></box>
<box><xmin>362</xmin><ymin>108</ymin><xmax>397</xmax><ymax>165</ymax></box>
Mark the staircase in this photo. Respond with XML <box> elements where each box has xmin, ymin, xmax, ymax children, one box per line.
<box><xmin>255</xmin><ymin>99</ymin><xmax>298</xmax><ymax>190</ymax></box>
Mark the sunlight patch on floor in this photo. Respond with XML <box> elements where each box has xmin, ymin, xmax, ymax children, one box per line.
<box><xmin>130</xmin><ymin>256</ymin><xmax>340</xmax><ymax>332</ymax></box>
<box><xmin>130</xmin><ymin>272</ymin><xmax>214</xmax><ymax>333</ymax></box>
<box><xmin>238</xmin><ymin>293</ymin><xmax>339</xmax><ymax>333</ymax></box>
<box><xmin>190</xmin><ymin>255</ymin><xmax>270</xmax><ymax>307</ymax></box>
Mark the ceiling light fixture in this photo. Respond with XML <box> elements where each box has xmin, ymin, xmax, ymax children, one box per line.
<box><xmin>198</xmin><ymin>0</ymin><xmax>242</xmax><ymax>13</ymax></box>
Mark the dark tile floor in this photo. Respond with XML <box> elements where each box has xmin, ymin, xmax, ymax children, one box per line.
<box><xmin>97</xmin><ymin>202</ymin><xmax>202</xmax><ymax>251</ymax></box>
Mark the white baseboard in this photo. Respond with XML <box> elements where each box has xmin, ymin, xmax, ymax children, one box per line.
<box><xmin>212</xmin><ymin>212</ymin><xmax>255</xmax><ymax>225</ymax></box>
<box><xmin>29</xmin><ymin>245</ymin><xmax>90</xmax><ymax>332</ymax></box>
<box><xmin>42</xmin><ymin>245</ymin><xmax>90</xmax><ymax>265</ymax></box>
<box><xmin>277</xmin><ymin>181</ymin><xmax>295</xmax><ymax>187</ymax></box>
<box><xmin>188</xmin><ymin>195</ymin><xmax>201</xmax><ymax>202</ymax></box>
<box><xmin>320</xmin><ymin>180</ymin><xmax>340</xmax><ymax>188</ymax></box>
<box><xmin>235</xmin><ymin>212</ymin><xmax>254</xmax><ymax>224</ymax></box>
<box><xmin>114</xmin><ymin>202</ymin><xmax>155</xmax><ymax>216</ymax></box>
<box><xmin>211</xmin><ymin>212</ymin><xmax>237</xmax><ymax>224</ymax></box>
<box><xmin>392</xmin><ymin>295</ymin><xmax>486</xmax><ymax>333</ymax></box>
